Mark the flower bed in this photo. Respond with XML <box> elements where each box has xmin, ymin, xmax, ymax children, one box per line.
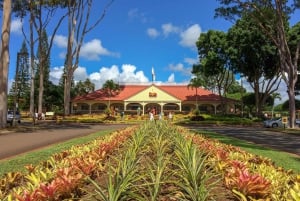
<box><xmin>0</xmin><ymin>122</ymin><xmax>299</xmax><ymax>200</ymax></box>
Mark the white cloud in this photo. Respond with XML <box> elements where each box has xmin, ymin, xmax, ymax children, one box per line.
<box><xmin>64</xmin><ymin>64</ymin><xmax>149</xmax><ymax>89</ymax></box>
<box><xmin>147</xmin><ymin>28</ymin><xmax>160</xmax><ymax>38</ymax></box>
<box><xmin>74</xmin><ymin>66</ymin><xmax>88</xmax><ymax>81</ymax></box>
<box><xmin>119</xmin><ymin>64</ymin><xmax>149</xmax><ymax>83</ymax></box>
<box><xmin>49</xmin><ymin>66</ymin><xmax>64</xmax><ymax>85</ymax></box>
<box><xmin>80</xmin><ymin>39</ymin><xmax>115</xmax><ymax>60</ymax></box>
<box><xmin>179</xmin><ymin>24</ymin><xmax>201</xmax><ymax>48</ymax></box>
<box><xmin>128</xmin><ymin>8</ymin><xmax>148</xmax><ymax>23</ymax></box>
<box><xmin>184</xmin><ymin>57</ymin><xmax>198</xmax><ymax>65</ymax></box>
<box><xmin>49</xmin><ymin>66</ymin><xmax>91</xmax><ymax>86</ymax></box>
<box><xmin>162</xmin><ymin>23</ymin><xmax>180</xmax><ymax>36</ymax></box>
<box><xmin>167</xmin><ymin>73</ymin><xmax>175</xmax><ymax>83</ymax></box>
<box><xmin>168</xmin><ymin>63</ymin><xmax>191</xmax><ymax>76</ymax></box>
<box><xmin>169</xmin><ymin>63</ymin><xmax>185</xmax><ymax>72</ymax></box>
<box><xmin>11</xmin><ymin>19</ymin><xmax>22</xmax><ymax>34</ymax></box>
<box><xmin>53</xmin><ymin>35</ymin><xmax>68</xmax><ymax>48</ymax></box>
<box><xmin>147</xmin><ymin>23</ymin><xmax>201</xmax><ymax>49</ymax></box>
<box><xmin>53</xmin><ymin>36</ymin><xmax>117</xmax><ymax>61</ymax></box>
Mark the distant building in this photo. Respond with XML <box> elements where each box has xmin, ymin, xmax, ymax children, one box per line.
<box><xmin>71</xmin><ymin>83</ymin><xmax>238</xmax><ymax>115</ymax></box>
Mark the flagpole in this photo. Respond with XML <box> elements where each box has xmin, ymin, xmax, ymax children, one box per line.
<box><xmin>151</xmin><ymin>67</ymin><xmax>155</xmax><ymax>83</ymax></box>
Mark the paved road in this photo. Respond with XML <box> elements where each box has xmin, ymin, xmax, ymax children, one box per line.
<box><xmin>0</xmin><ymin>123</ymin><xmax>130</xmax><ymax>160</ymax></box>
<box><xmin>1</xmin><ymin>123</ymin><xmax>299</xmax><ymax>161</ymax></box>
<box><xmin>184</xmin><ymin>125</ymin><xmax>300</xmax><ymax>157</ymax></box>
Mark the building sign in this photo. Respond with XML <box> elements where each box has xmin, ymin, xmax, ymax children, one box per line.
<box><xmin>149</xmin><ymin>92</ymin><xmax>157</xmax><ymax>97</ymax></box>
<box><xmin>282</xmin><ymin>116</ymin><xmax>288</xmax><ymax>124</ymax></box>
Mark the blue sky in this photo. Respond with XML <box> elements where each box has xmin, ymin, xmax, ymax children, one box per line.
<box><xmin>6</xmin><ymin>0</ymin><xmax>300</xmax><ymax>103</ymax></box>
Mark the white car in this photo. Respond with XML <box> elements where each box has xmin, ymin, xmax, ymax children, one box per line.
<box><xmin>7</xmin><ymin>110</ymin><xmax>21</xmax><ymax>124</ymax></box>
<box><xmin>263</xmin><ymin>118</ymin><xmax>283</xmax><ymax>128</ymax></box>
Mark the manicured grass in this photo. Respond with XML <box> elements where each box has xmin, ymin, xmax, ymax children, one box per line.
<box><xmin>196</xmin><ymin>130</ymin><xmax>300</xmax><ymax>173</ymax></box>
<box><xmin>0</xmin><ymin>129</ymin><xmax>115</xmax><ymax>177</ymax></box>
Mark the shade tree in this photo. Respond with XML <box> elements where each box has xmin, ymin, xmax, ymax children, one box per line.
<box><xmin>215</xmin><ymin>0</ymin><xmax>300</xmax><ymax>127</ymax></box>
<box><xmin>227</xmin><ymin>14</ymin><xmax>281</xmax><ymax>116</ymax></box>
<box><xmin>195</xmin><ymin>30</ymin><xmax>235</xmax><ymax>114</ymax></box>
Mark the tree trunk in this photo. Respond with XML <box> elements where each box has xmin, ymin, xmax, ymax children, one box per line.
<box><xmin>275</xmin><ymin>0</ymin><xmax>297</xmax><ymax>128</ymax></box>
<box><xmin>0</xmin><ymin>0</ymin><xmax>11</xmax><ymax>128</ymax></box>
<box><xmin>254</xmin><ymin>80</ymin><xmax>260</xmax><ymax>117</ymax></box>
<box><xmin>29</xmin><ymin>8</ymin><xmax>36</xmax><ymax>124</ymax></box>
<box><xmin>37</xmin><ymin>5</ymin><xmax>44</xmax><ymax>115</ymax></box>
<box><xmin>288</xmin><ymin>86</ymin><xmax>296</xmax><ymax>128</ymax></box>
<box><xmin>64</xmin><ymin>72</ymin><xmax>72</xmax><ymax>116</ymax></box>
<box><xmin>38</xmin><ymin>66</ymin><xmax>44</xmax><ymax>114</ymax></box>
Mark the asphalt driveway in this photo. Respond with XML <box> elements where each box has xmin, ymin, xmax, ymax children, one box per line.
<box><xmin>185</xmin><ymin>125</ymin><xmax>300</xmax><ymax>157</ymax></box>
<box><xmin>0</xmin><ymin>122</ymin><xmax>130</xmax><ymax>160</ymax></box>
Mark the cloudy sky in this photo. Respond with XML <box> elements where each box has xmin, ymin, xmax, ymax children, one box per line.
<box><xmin>7</xmin><ymin>0</ymin><xmax>300</xmax><ymax>104</ymax></box>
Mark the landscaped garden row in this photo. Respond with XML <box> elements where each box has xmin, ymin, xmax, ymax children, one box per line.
<box><xmin>0</xmin><ymin>122</ymin><xmax>300</xmax><ymax>200</ymax></box>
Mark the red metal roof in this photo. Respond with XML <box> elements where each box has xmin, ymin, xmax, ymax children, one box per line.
<box><xmin>158</xmin><ymin>85</ymin><xmax>220</xmax><ymax>101</ymax></box>
<box><xmin>72</xmin><ymin>84</ymin><xmax>224</xmax><ymax>102</ymax></box>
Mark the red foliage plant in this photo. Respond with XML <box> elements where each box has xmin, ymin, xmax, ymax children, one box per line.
<box><xmin>225</xmin><ymin>161</ymin><xmax>271</xmax><ymax>199</ymax></box>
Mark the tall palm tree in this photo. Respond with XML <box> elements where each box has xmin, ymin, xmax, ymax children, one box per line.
<box><xmin>102</xmin><ymin>79</ymin><xmax>120</xmax><ymax>113</ymax></box>
<box><xmin>187</xmin><ymin>77</ymin><xmax>204</xmax><ymax>111</ymax></box>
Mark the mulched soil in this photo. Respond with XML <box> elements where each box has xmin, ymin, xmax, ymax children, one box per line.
<box><xmin>78</xmin><ymin>137</ymin><xmax>237</xmax><ymax>201</ymax></box>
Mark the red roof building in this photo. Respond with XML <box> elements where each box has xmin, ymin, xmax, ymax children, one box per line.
<box><xmin>72</xmin><ymin>84</ymin><xmax>237</xmax><ymax>115</ymax></box>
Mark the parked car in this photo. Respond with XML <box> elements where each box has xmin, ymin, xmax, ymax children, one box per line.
<box><xmin>263</xmin><ymin>117</ymin><xmax>283</xmax><ymax>128</ymax></box>
<box><xmin>7</xmin><ymin>110</ymin><xmax>21</xmax><ymax>124</ymax></box>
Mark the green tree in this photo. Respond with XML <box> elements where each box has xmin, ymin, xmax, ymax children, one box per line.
<box><xmin>8</xmin><ymin>40</ymin><xmax>30</xmax><ymax>110</ymax></box>
<box><xmin>102</xmin><ymin>79</ymin><xmax>120</xmax><ymax>112</ymax></box>
<box><xmin>215</xmin><ymin>0</ymin><xmax>300</xmax><ymax>127</ymax></box>
<box><xmin>227</xmin><ymin>14</ymin><xmax>281</xmax><ymax>116</ymax></box>
<box><xmin>74</xmin><ymin>78</ymin><xmax>95</xmax><ymax>96</ymax></box>
<box><xmin>196</xmin><ymin>30</ymin><xmax>234</xmax><ymax>113</ymax></box>
<box><xmin>187</xmin><ymin>64</ymin><xmax>206</xmax><ymax>110</ymax></box>
<box><xmin>242</xmin><ymin>93</ymin><xmax>256</xmax><ymax>115</ymax></box>
<box><xmin>227</xmin><ymin>80</ymin><xmax>246</xmax><ymax>94</ymax></box>
<box><xmin>226</xmin><ymin>80</ymin><xmax>246</xmax><ymax>109</ymax></box>
<box><xmin>44</xmin><ymin>83</ymin><xmax>64</xmax><ymax>113</ymax></box>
